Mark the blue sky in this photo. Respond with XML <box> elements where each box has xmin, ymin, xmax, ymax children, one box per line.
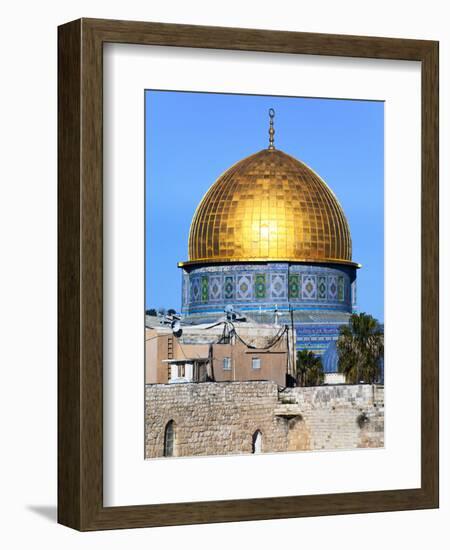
<box><xmin>145</xmin><ymin>91</ymin><xmax>384</xmax><ymax>322</ymax></box>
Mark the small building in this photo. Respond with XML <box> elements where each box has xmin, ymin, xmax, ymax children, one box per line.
<box><xmin>145</xmin><ymin>318</ymin><xmax>295</xmax><ymax>387</ymax></box>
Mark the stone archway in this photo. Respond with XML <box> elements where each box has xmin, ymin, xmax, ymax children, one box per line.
<box><xmin>252</xmin><ymin>430</ymin><xmax>262</xmax><ymax>454</ymax></box>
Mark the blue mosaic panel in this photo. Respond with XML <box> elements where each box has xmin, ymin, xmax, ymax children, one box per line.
<box><xmin>295</xmin><ymin>323</ymin><xmax>345</xmax><ymax>358</ymax></box>
<box><xmin>288</xmin><ymin>274</ymin><xmax>300</xmax><ymax>299</ymax></box>
<box><xmin>351</xmin><ymin>280</ymin><xmax>357</xmax><ymax>307</ymax></box>
<box><xmin>270</xmin><ymin>273</ymin><xmax>287</xmax><ymax>299</ymax></box>
<box><xmin>318</xmin><ymin>275</ymin><xmax>327</xmax><ymax>300</ymax></box>
<box><xmin>328</xmin><ymin>275</ymin><xmax>338</xmax><ymax>300</ymax></box>
<box><xmin>182</xmin><ymin>274</ymin><xmax>188</xmax><ymax>305</ymax></box>
<box><xmin>255</xmin><ymin>274</ymin><xmax>266</xmax><ymax>299</ymax></box>
<box><xmin>201</xmin><ymin>276</ymin><xmax>209</xmax><ymax>302</ymax></box>
<box><xmin>338</xmin><ymin>276</ymin><xmax>344</xmax><ymax>302</ymax></box>
<box><xmin>224</xmin><ymin>276</ymin><xmax>234</xmax><ymax>300</ymax></box>
<box><xmin>236</xmin><ymin>275</ymin><xmax>252</xmax><ymax>300</ymax></box>
<box><xmin>302</xmin><ymin>275</ymin><xmax>317</xmax><ymax>300</ymax></box>
<box><xmin>209</xmin><ymin>276</ymin><xmax>222</xmax><ymax>300</ymax></box>
<box><xmin>190</xmin><ymin>278</ymin><xmax>201</xmax><ymax>303</ymax></box>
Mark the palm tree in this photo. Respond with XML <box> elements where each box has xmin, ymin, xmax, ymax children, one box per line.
<box><xmin>337</xmin><ymin>313</ymin><xmax>384</xmax><ymax>384</ymax></box>
<box><xmin>296</xmin><ymin>350</ymin><xmax>324</xmax><ymax>387</ymax></box>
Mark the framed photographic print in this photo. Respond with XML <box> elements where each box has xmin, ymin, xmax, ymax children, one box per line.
<box><xmin>58</xmin><ymin>18</ymin><xmax>439</xmax><ymax>530</ymax></box>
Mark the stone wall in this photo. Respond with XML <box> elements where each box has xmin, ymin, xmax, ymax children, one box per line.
<box><xmin>145</xmin><ymin>381</ymin><xmax>384</xmax><ymax>459</ymax></box>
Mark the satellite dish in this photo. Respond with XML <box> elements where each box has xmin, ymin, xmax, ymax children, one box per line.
<box><xmin>171</xmin><ymin>320</ymin><xmax>183</xmax><ymax>338</ymax></box>
<box><xmin>225</xmin><ymin>304</ymin><xmax>238</xmax><ymax>321</ymax></box>
<box><xmin>225</xmin><ymin>304</ymin><xmax>236</xmax><ymax>321</ymax></box>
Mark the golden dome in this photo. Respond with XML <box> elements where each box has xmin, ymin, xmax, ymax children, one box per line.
<box><xmin>181</xmin><ymin>147</ymin><xmax>356</xmax><ymax>268</ymax></box>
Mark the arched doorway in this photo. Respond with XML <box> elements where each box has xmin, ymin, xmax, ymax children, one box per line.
<box><xmin>252</xmin><ymin>430</ymin><xmax>262</xmax><ymax>454</ymax></box>
<box><xmin>164</xmin><ymin>420</ymin><xmax>176</xmax><ymax>457</ymax></box>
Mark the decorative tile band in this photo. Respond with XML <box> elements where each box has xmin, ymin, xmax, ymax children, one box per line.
<box><xmin>181</xmin><ymin>262</ymin><xmax>356</xmax><ymax>314</ymax></box>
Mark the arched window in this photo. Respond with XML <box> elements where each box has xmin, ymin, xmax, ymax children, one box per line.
<box><xmin>252</xmin><ymin>430</ymin><xmax>262</xmax><ymax>454</ymax></box>
<box><xmin>164</xmin><ymin>420</ymin><xmax>176</xmax><ymax>457</ymax></box>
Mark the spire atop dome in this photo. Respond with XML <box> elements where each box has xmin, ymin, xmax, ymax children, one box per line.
<box><xmin>268</xmin><ymin>108</ymin><xmax>275</xmax><ymax>150</ymax></box>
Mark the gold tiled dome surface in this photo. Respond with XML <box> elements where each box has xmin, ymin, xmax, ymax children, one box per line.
<box><xmin>184</xmin><ymin>148</ymin><xmax>354</xmax><ymax>266</ymax></box>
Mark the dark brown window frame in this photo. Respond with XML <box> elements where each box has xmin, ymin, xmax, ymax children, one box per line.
<box><xmin>58</xmin><ymin>18</ymin><xmax>439</xmax><ymax>531</ymax></box>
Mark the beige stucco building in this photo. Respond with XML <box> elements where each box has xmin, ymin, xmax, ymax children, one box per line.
<box><xmin>145</xmin><ymin>318</ymin><xmax>296</xmax><ymax>387</ymax></box>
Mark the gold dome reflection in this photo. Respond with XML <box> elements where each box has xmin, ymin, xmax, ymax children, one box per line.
<box><xmin>181</xmin><ymin>148</ymin><xmax>356</xmax><ymax>267</ymax></box>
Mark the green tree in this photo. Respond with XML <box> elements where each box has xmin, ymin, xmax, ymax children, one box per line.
<box><xmin>337</xmin><ymin>313</ymin><xmax>384</xmax><ymax>384</ymax></box>
<box><xmin>145</xmin><ymin>308</ymin><xmax>157</xmax><ymax>316</ymax></box>
<box><xmin>296</xmin><ymin>350</ymin><xmax>324</xmax><ymax>387</ymax></box>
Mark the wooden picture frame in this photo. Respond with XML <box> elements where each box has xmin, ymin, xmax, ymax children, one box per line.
<box><xmin>58</xmin><ymin>18</ymin><xmax>439</xmax><ymax>531</ymax></box>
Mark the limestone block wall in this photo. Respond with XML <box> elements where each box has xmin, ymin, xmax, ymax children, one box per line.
<box><xmin>145</xmin><ymin>381</ymin><xmax>384</xmax><ymax>459</ymax></box>
<box><xmin>280</xmin><ymin>384</ymin><xmax>384</xmax><ymax>451</ymax></box>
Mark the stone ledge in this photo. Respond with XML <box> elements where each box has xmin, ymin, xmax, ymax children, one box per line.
<box><xmin>274</xmin><ymin>405</ymin><xmax>303</xmax><ymax>418</ymax></box>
